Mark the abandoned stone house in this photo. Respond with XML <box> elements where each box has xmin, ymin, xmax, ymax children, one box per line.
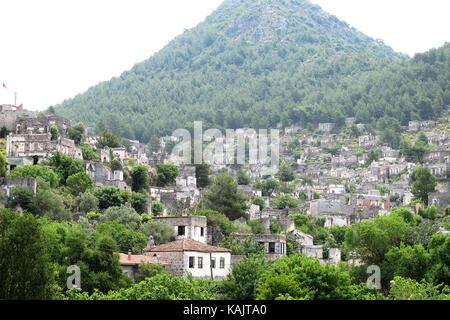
<box><xmin>119</xmin><ymin>251</ymin><xmax>170</xmax><ymax>280</ymax></box>
<box><xmin>153</xmin><ymin>215</ymin><xmax>208</xmax><ymax>244</ymax></box>
<box><xmin>86</xmin><ymin>161</ymin><xmax>130</xmax><ymax>191</ymax></box>
<box><xmin>284</xmin><ymin>125</ymin><xmax>302</xmax><ymax>135</ymax></box>
<box><xmin>237</xmin><ymin>185</ymin><xmax>262</xmax><ymax>198</ymax></box>
<box><xmin>425</xmin><ymin>148</ymin><xmax>450</xmax><ymax>164</ymax></box>
<box><xmin>327</xmin><ymin>184</ymin><xmax>345</xmax><ymax>195</ymax></box>
<box><xmin>231</xmin><ymin>233</ymin><xmax>287</xmax><ymax>259</ymax></box>
<box><xmin>15</xmin><ymin>114</ymin><xmax>73</xmax><ymax>137</ymax></box>
<box><xmin>408</xmin><ymin>120</ymin><xmax>436</xmax><ymax>132</ymax></box>
<box><xmin>350</xmin><ymin>191</ymin><xmax>391</xmax><ymax>212</ymax></box>
<box><xmin>359</xmin><ymin>134</ymin><xmax>379</xmax><ymax>149</ymax></box>
<box><xmin>0</xmin><ymin>177</ymin><xmax>37</xmax><ymax>198</ymax></box>
<box><xmin>176</xmin><ymin>166</ymin><xmax>197</xmax><ymax>187</ymax></box>
<box><xmin>6</xmin><ymin>157</ymin><xmax>34</xmax><ymax>174</ymax></box>
<box><xmin>149</xmin><ymin>187</ymin><xmax>194</xmax><ymax>214</ymax></box>
<box><xmin>0</xmin><ymin>104</ymin><xmax>37</xmax><ymax>131</ymax></box>
<box><xmin>426</xmin><ymin>163</ymin><xmax>448</xmax><ymax>179</ymax></box>
<box><xmin>428</xmin><ymin>184</ymin><xmax>450</xmax><ymax>210</ymax></box>
<box><xmin>6</xmin><ymin>132</ymin><xmax>82</xmax><ymax>161</ymax></box>
<box><xmin>143</xmin><ymin>239</ymin><xmax>232</xmax><ymax>280</ymax></box>
<box><xmin>310</xmin><ymin>199</ymin><xmax>347</xmax><ymax>216</ymax></box>
<box><xmin>345</xmin><ymin>117</ymin><xmax>355</xmax><ymax>127</ymax></box>
<box><xmin>318</xmin><ymin>123</ymin><xmax>335</xmax><ymax>133</ymax></box>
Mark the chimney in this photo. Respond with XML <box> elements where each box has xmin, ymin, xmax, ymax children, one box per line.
<box><xmin>128</xmin><ymin>250</ymin><xmax>131</xmax><ymax>260</ymax></box>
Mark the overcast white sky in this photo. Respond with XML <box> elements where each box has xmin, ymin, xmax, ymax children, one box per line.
<box><xmin>0</xmin><ymin>0</ymin><xmax>449</xmax><ymax>111</ymax></box>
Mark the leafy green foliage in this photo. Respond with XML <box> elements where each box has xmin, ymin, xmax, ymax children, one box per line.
<box><xmin>99</xmin><ymin>205</ymin><xmax>141</xmax><ymax>230</ymax></box>
<box><xmin>151</xmin><ymin>201</ymin><xmax>164</xmax><ymax>216</ymax></box>
<box><xmin>50</xmin><ymin>125</ymin><xmax>58</xmax><ymax>140</ymax></box>
<box><xmin>94</xmin><ymin>186</ymin><xmax>122</xmax><ymax>210</ymax></box>
<box><xmin>155</xmin><ymin>163</ymin><xmax>178</xmax><ymax>187</ymax></box>
<box><xmin>67</xmin><ymin>123</ymin><xmax>85</xmax><ymax>145</ymax></box>
<box><xmin>272</xmin><ymin>194</ymin><xmax>300</xmax><ymax>209</ymax></box>
<box><xmin>96</xmin><ymin>129</ymin><xmax>121</xmax><ymax>149</ymax></box>
<box><xmin>221</xmin><ymin>254</ymin><xmax>268</xmax><ymax>300</ymax></box>
<box><xmin>96</xmin><ymin>221</ymin><xmax>148</xmax><ymax>254</ymax></box>
<box><xmin>49</xmin><ymin>152</ymin><xmax>85</xmax><ymax>184</ymax></box>
<box><xmin>131</xmin><ymin>165</ymin><xmax>149</xmax><ymax>192</ymax></box>
<box><xmin>256</xmin><ymin>255</ymin><xmax>353</xmax><ymax>300</ymax></box>
<box><xmin>0</xmin><ymin>151</ymin><xmax>7</xmax><ymax>177</ymax></box>
<box><xmin>203</xmin><ymin>174</ymin><xmax>249</xmax><ymax>221</ymax></box>
<box><xmin>66</xmin><ymin>172</ymin><xmax>95</xmax><ymax>196</ymax></box>
<box><xmin>74</xmin><ymin>191</ymin><xmax>99</xmax><ymax>214</ymax></box>
<box><xmin>9</xmin><ymin>165</ymin><xmax>60</xmax><ymax>188</ymax></box>
<box><xmin>411</xmin><ymin>167</ymin><xmax>437</xmax><ymax>205</ymax></box>
<box><xmin>345</xmin><ymin>214</ymin><xmax>410</xmax><ymax>264</ymax></box>
<box><xmin>388</xmin><ymin>276</ymin><xmax>450</xmax><ymax>300</ymax></box>
<box><xmin>81</xmin><ymin>143</ymin><xmax>98</xmax><ymax>160</ymax></box>
<box><xmin>0</xmin><ymin>209</ymin><xmax>55</xmax><ymax>299</ymax></box>
<box><xmin>193</xmin><ymin>209</ymin><xmax>235</xmax><ymax>236</ymax></box>
<box><xmin>237</xmin><ymin>169</ymin><xmax>251</xmax><ymax>185</ymax></box>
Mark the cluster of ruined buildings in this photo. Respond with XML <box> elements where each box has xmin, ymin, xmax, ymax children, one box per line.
<box><xmin>1</xmin><ymin>104</ymin><xmax>449</xmax><ymax>281</ymax></box>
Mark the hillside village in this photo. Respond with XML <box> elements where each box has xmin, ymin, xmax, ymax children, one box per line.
<box><xmin>1</xmin><ymin>102</ymin><xmax>448</xmax><ymax>287</ymax></box>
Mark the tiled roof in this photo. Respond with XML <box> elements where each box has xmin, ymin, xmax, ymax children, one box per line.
<box><xmin>144</xmin><ymin>239</ymin><xmax>231</xmax><ymax>253</ymax></box>
<box><xmin>118</xmin><ymin>253</ymin><xmax>170</xmax><ymax>266</ymax></box>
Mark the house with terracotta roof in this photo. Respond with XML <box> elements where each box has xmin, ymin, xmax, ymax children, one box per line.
<box><xmin>118</xmin><ymin>251</ymin><xmax>170</xmax><ymax>279</ymax></box>
<box><xmin>143</xmin><ymin>239</ymin><xmax>231</xmax><ymax>280</ymax></box>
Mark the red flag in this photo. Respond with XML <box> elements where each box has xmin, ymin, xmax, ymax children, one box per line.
<box><xmin>2</xmin><ymin>83</ymin><xmax>6</xmax><ymax>89</ymax></box>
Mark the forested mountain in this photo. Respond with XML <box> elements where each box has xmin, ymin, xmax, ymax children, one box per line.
<box><xmin>54</xmin><ymin>0</ymin><xmax>449</xmax><ymax>143</ymax></box>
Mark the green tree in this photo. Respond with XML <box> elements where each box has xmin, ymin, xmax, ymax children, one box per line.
<box><xmin>365</xmin><ymin>150</ymin><xmax>379</xmax><ymax>166</ymax></box>
<box><xmin>94</xmin><ymin>186</ymin><xmax>122</xmax><ymax>210</ymax></box>
<box><xmin>411</xmin><ymin>167</ymin><xmax>437</xmax><ymax>205</ymax></box>
<box><xmin>7</xmin><ymin>186</ymin><xmax>36</xmax><ymax>213</ymax></box>
<box><xmin>257</xmin><ymin>255</ymin><xmax>353</xmax><ymax>300</ymax></box>
<box><xmin>254</xmin><ymin>179</ymin><xmax>280</xmax><ymax>196</ymax></box>
<box><xmin>151</xmin><ymin>201</ymin><xmax>164</xmax><ymax>216</ymax></box>
<box><xmin>50</xmin><ymin>125</ymin><xmax>59</xmax><ymax>140</ymax></box>
<box><xmin>99</xmin><ymin>205</ymin><xmax>141</xmax><ymax>230</ymax></box>
<box><xmin>277</xmin><ymin>162</ymin><xmax>295</xmax><ymax>182</ymax></box>
<box><xmin>345</xmin><ymin>214</ymin><xmax>410</xmax><ymax>264</ymax></box>
<box><xmin>96</xmin><ymin>129</ymin><xmax>121</xmax><ymax>149</ymax></box>
<box><xmin>221</xmin><ymin>254</ymin><xmax>268</xmax><ymax>300</ymax></box>
<box><xmin>193</xmin><ymin>209</ymin><xmax>235</xmax><ymax>236</ymax></box>
<box><xmin>382</xmin><ymin>244</ymin><xmax>431</xmax><ymax>284</ymax></box>
<box><xmin>0</xmin><ymin>209</ymin><xmax>55</xmax><ymax>299</ymax></box>
<box><xmin>237</xmin><ymin>169</ymin><xmax>251</xmax><ymax>185</ymax></box>
<box><xmin>134</xmin><ymin>263</ymin><xmax>165</xmax><ymax>283</ymax></box>
<box><xmin>9</xmin><ymin>165</ymin><xmax>60</xmax><ymax>188</ymax></box>
<box><xmin>248</xmin><ymin>219</ymin><xmax>266</xmax><ymax>234</ymax></box>
<box><xmin>66</xmin><ymin>172</ymin><xmax>95</xmax><ymax>196</ymax></box>
<box><xmin>74</xmin><ymin>191</ymin><xmax>99</xmax><ymax>214</ymax></box>
<box><xmin>67</xmin><ymin>124</ymin><xmax>85</xmax><ymax>145</ymax></box>
<box><xmin>252</xmin><ymin>197</ymin><xmax>265</xmax><ymax>210</ymax></box>
<box><xmin>96</xmin><ymin>220</ymin><xmax>148</xmax><ymax>254</ymax></box>
<box><xmin>155</xmin><ymin>163</ymin><xmax>178</xmax><ymax>187</ymax></box>
<box><xmin>203</xmin><ymin>174</ymin><xmax>249</xmax><ymax>221</ymax></box>
<box><xmin>272</xmin><ymin>194</ymin><xmax>300</xmax><ymax>209</ymax></box>
<box><xmin>81</xmin><ymin>143</ymin><xmax>99</xmax><ymax>161</ymax></box>
<box><xmin>195</xmin><ymin>163</ymin><xmax>210</xmax><ymax>188</ymax></box>
<box><xmin>110</xmin><ymin>159</ymin><xmax>123</xmax><ymax>172</ymax></box>
<box><xmin>389</xmin><ymin>276</ymin><xmax>449</xmax><ymax>300</ymax></box>
<box><xmin>0</xmin><ymin>151</ymin><xmax>8</xmax><ymax>177</ymax></box>
<box><xmin>132</xmin><ymin>165</ymin><xmax>149</xmax><ymax>192</ymax></box>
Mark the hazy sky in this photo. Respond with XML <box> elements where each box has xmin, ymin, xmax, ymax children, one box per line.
<box><xmin>0</xmin><ymin>0</ymin><xmax>449</xmax><ymax>111</ymax></box>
